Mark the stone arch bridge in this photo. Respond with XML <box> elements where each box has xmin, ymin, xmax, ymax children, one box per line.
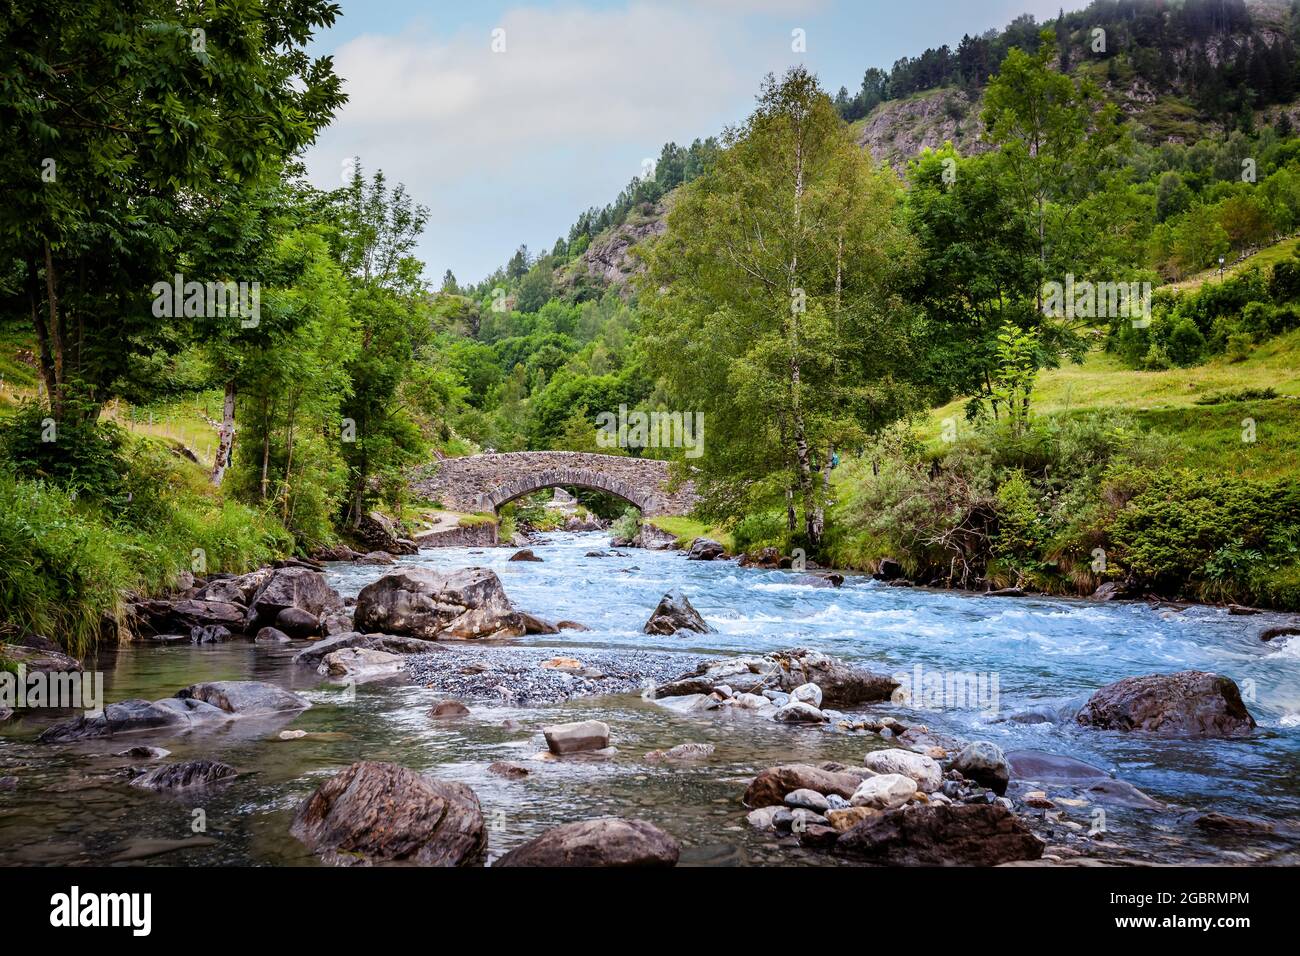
<box><xmin>411</xmin><ymin>451</ymin><xmax>697</xmax><ymax>517</ymax></box>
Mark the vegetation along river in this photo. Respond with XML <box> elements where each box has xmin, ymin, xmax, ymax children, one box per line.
<box><xmin>2</xmin><ymin>531</ymin><xmax>1298</xmax><ymax>866</ymax></box>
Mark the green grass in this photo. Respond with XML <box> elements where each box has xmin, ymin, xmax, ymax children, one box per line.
<box><xmin>921</xmin><ymin>330</ymin><xmax>1300</xmax><ymax>445</ymax></box>
<box><xmin>649</xmin><ymin>515</ymin><xmax>735</xmax><ymax>551</ymax></box>
<box><xmin>1167</xmin><ymin>236</ymin><xmax>1300</xmax><ymax>292</ymax></box>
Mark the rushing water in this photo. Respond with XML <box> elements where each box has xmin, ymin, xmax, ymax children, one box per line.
<box><xmin>3</xmin><ymin>530</ymin><xmax>1299</xmax><ymax>866</ymax></box>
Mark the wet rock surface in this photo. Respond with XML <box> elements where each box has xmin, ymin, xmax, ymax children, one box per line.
<box><xmin>290</xmin><ymin>761</ymin><xmax>486</xmax><ymax>866</ymax></box>
<box><xmin>353</xmin><ymin>567</ymin><xmax>528</xmax><ymax>640</ymax></box>
<box><xmin>1075</xmin><ymin>671</ymin><xmax>1257</xmax><ymax>737</ymax></box>
<box><xmin>835</xmin><ymin>803</ymin><xmax>1045</xmax><ymax>866</ymax></box>
<box><xmin>493</xmin><ymin>818</ymin><xmax>679</xmax><ymax>867</ymax></box>
<box><xmin>643</xmin><ymin>588</ymin><xmax>714</xmax><ymax>635</ymax></box>
<box><xmin>130</xmin><ymin>759</ymin><xmax>238</xmax><ymax>792</ymax></box>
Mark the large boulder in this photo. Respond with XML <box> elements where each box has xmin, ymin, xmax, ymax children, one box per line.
<box><xmin>656</xmin><ymin>648</ymin><xmax>896</xmax><ymax>707</ymax></box>
<box><xmin>244</xmin><ymin>567</ymin><xmax>342</xmax><ymax>632</ymax></box>
<box><xmin>743</xmin><ymin>764</ymin><xmax>865</xmax><ymax>809</ymax></box>
<box><xmin>835</xmin><ymin>803</ymin><xmax>1045</xmax><ymax>866</ymax></box>
<box><xmin>352</xmin><ymin>568</ymin><xmax>525</xmax><ymax>641</ymax></box>
<box><xmin>130</xmin><ymin>759</ymin><xmax>237</xmax><ymax>792</ymax></box>
<box><xmin>643</xmin><ymin>588</ymin><xmax>714</xmax><ymax>635</ymax></box>
<box><xmin>318</xmin><ymin>648</ymin><xmax>405</xmax><ymax>682</ymax></box>
<box><xmin>686</xmin><ymin>538</ymin><xmax>725</xmax><ymax>561</ymax></box>
<box><xmin>179</xmin><ymin>681</ymin><xmax>311</xmax><ymax>716</ymax></box>
<box><xmin>0</xmin><ymin>640</ymin><xmax>82</xmax><ymax>674</ymax></box>
<box><xmin>38</xmin><ymin>696</ymin><xmax>231</xmax><ymax>742</ymax></box>
<box><xmin>1075</xmin><ymin>671</ymin><xmax>1256</xmax><ymax>737</ymax></box>
<box><xmin>953</xmin><ymin>741</ymin><xmax>1011</xmax><ymax>795</ymax></box>
<box><xmin>863</xmin><ymin>749</ymin><xmax>942</xmax><ymax>792</ymax></box>
<box><xmin>494</xmin><ymin>818</ymin><xmax>678</xmax><ymax>868</ymax></box>
<box><xmin>290</xmin><ymin>761</ymin><xmax>486</xmax><ymax>866</ymax></box>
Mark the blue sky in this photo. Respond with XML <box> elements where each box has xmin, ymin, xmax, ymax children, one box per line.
<box><xmin>303</xmin><ymin>0</ymin><xmax>1068</xmax><ymax>285</ymax></box>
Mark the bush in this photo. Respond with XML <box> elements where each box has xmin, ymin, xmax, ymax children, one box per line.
<box><xmin>731</xmin><ymin>509</ymin><xmax>790</xmax><ymax>554</ymax></box>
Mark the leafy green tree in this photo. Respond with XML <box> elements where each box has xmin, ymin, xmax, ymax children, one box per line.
<box><xmin>641</xmin><ymin>67</ymin><xmax>922</xmax><ymax>550</ymax></box>
<box><xmin>0</xmin><ymin>0</ymin><xmax>344</xmax><ymax>425</ymax></box>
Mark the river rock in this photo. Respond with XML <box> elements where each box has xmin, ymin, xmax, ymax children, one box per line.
<box><xmin>38</xmin><ymin>696</ymin><xmax>231</xmax><ymax>742</ymax></box>
<box><xmin>686</xmin><ymin>538</ymin><xmax>725</xmax><ymax>561</ymax></box>
<box><xmin>488</xmin><ymin>761</ymin><xmax>530</xmax><ymax>779</ymax></box>
<box><xmin>255</xmin><ymin>626</ymin><xmax>292</xmax><ymax>645</ymax></box>
<box><xmin>827</xmin><ymin>806</ymin><xmax>878</xmax><ymax>831</ymax></box>
<box><xmin>873</xmin><ymin>557</ymin><xmax>905</xmax><ymax>581</ymax></box>
<box><xmin>1193</xmin><ymin>812</ymin><xmax>1275</xmax><ymax>834</ymax></box>
<box><xmin>953</xmin><ymin>741</ymin><xmax>1011</xmax><ymax>795</ymax></box>
<box><xmin>0</xmin><ymin>640</ymin><xmax>83</xmax><ymax>673</ymax></box>
<box><xmin>1075</xmin><ymin>671</ymin><xmax>1256</xmax><ymax>737</ymax></box>
<box><xmin>656</xmin><ymin>647</ymin><xmax>896</xmax><ymax>707</ymax></box>
<box><xmin>509</xmin><ymin>549</ymin><xmax>543</xmax><ymax>562</ymax></box>
<box><xmin>642</xmin><ymin>588</ymin><xmax>714</xmax><ymax>635</ymax></box>
<box><xmin>556</xmin><ymin>620</ymin><xmax>590</xmax><ymax>632</ymax></box>
<box><xmin>137</xmin><ymin>598</ymin><xmax>247</xmax><ymax>635</ymax></box>
<box><xmin>291</xmin><ymin>632</ymin><xmax>441</xmax><ymax>666</ymax></box>
<box><xmin>645</xmin><ymin>743</ymin><xmax>715</xmax><ymax>762</ymax></box>
<box><xmin>494</xmin><ymin>818</ymin><xmax>679</xmax><ymax>867</ymax></box>
<box><xmin>654</xmin><ymin>694</ymin><xmax>721</xmax><ymax>714</ymax></box>
<box><xmin>849</xmin><ymin>773</ymin><xmax>918</xmax><ymax>810</ymax></box>
<box><xmin>747</xmin><ymin>806</ymin><xmax>786</xmax><ymax>829</ymax></box>
<box><xmin>353</xmin><ymin>567</ymin><xmax>525</xmax><ymax>641</ymax></box>
<box><xmin>180</xmin><ymin>681</ymin><xmax>311</xmax><ymax>716</ymax></box>
<box><xmin>863</xmin><ymin>749</ymin><xmax>943</xmax><ymax>792</ymax></box>
<box><xmin>772</xmin><ymin>701</ymin><xmax>829</xmax><ymax>723</ymax></box>
<box><xmin>290</xmin><ymin>760</ymin><xmax>486</xmax><ymax>866</ymax></box>
<box><xmin>245</xmin><ymin>567</ymin><xmax>343</xmax><ymax>632</ymax></box>
<box><xmin>275</xmin><ymin>606</ymin><xmax>321</xmax><ymax>638</ymax></box>
<box><xmin>543</xmin><ymin>720</ymin><xmax>610</xmax><ymax>755</ymax></box>
<box><xmin>739</xmin><ymin>547</ymin><xmax>782</xmax><ymax>569</ymax></box>
<box><xmin>1260</xmin><ymin>624</ymin><xmax>1300</xmax><ymax>642</ymax></box>
<box><xmin>792</xmin><ymin>573</ymin><xmax>845</xmax><ymax>588</ymax></box>
<box><xmin>791</xmin><ymin>682</ymin><xmax>823</xmax><ymax>708</ymax></box>
<box><xmin>835</xmin><ymin>803</ymin><xmax>1045</xmax><ymax>865</ymax></box>
<box><xmin>430</xmin><ymin>700</ymin><xmax>470</xmax><ymax>718</ymax></box>
<box><xmin>117</xmin><ymin>746</ymin><xmax>171</xmax><ymax>760</ymax></box>
<box><xmin>189</xmin><ymin>624</ymin><xmax>232</xmax><ymax>644</ymax></box>
<box><xmin>130</xmin><ymin>759</ymin><xmax>237</xmax><ymax>792</ymax></box>
<box><xmin>358</xmin><ymin>551</ymin><xmax>397</xmax><ymax>566</ymax></box>
<box><xmin>518</xmin><ymin>612</ymin><xmax>560</xmax><ymax>635</ymax></box>
<box><xmin>743</xmin><ymin>764</ymin><xmax>864</xmax><ymax>808</ymax></box>
<box><xmin>784</xmin><ymin>789</ymin><xmax>831</xmax><ymax>812</ymax></box>
<box><xmin>318</xmin><ymin>648</ymin><xmax>405</xmax><ymax>681</ymax></box>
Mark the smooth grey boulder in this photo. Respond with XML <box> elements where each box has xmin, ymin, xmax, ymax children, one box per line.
<box><xmin>179</xmin><ymin>681</ymin><xmax>310</xmax><ymax>716</ymax></box>
<box><xmin>290</xmin><ymin>761</ymin><xmax>486</xmax><ymax>866</ymax></box>
<box><xmin>255</xmin><ymin>626</ymin><xmax>292</xmax><ymax>645</ymax></box>
<box><xmin>318</xmin><ymin>648</ymin><xmax>405</xmax><ymax>682</ymax></box>
<box><xmin>494</xmin><ymin>818</ymin><xmax>678</xmax><ymax>868</ymax></box>
<box><xmin>643</xmin><ymin>588</ymin><xmax>714</xmax><ymax>635</ymax></box>
<box><xmin>38</xmin><ymin>696</ymin><xmax>231</xmax><ymax>742</ymax></box>
<box><xmin>953</xmin><ymin>741</ymin><xmax>1011</xmax><ymax>795</ymax></box>
<box><xmin>275</xmin><ymin>606</ymin><xmax>321</xmax><ymax>638</ymax></box>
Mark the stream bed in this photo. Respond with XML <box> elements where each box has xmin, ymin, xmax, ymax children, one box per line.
<box><xmin>3</xmin><ymin>530</ymin><xmax>1299</xmax><ymax>866</ymax></box>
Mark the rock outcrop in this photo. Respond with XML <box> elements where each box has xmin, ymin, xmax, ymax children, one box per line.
<box><xmin>835</xmin><ymin>803</ymin><xmax>1044</xmax><ymax>866</ymax></box>
<box><xmin>642</xmin><ymin>588</ymin><xmax>714</xmax><ymax>635</ymax></box>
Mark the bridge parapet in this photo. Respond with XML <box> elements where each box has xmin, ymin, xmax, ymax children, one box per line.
<box><xmin>410</xmin><ymin>451</ymin><xmax>697</xmax><ymax>517</ymax></box>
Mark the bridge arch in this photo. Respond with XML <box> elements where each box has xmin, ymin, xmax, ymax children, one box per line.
<box><xmin>476</xmin><ymin>469</ymin><xmax>656</xmax><ymax>514</ymax></box>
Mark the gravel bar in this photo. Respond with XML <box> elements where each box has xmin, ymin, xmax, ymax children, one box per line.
<box><xmin>403</xmin><ymin>644</ymin><xmax>714</xmax><ymax>705</ymax></box>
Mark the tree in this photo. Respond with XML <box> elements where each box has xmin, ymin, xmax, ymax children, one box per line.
<box><xmin>641</xmin><ymin>67</ymin><xmax>923</xmax><ymax>551</ymax></box>
<box><xmin>981</xmin><ymin>32</ymin><xmax>1124</xmax><ymax>307</ymax></box>
<box><xmin>0</xmin><ymin>0</ymin><xmax>344</xmax><ymax>426</ymax></box>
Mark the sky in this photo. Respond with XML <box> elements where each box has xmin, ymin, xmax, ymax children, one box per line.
<box><xmin>303</xmin><ymin>0</ymin><xmax>1068</xmax><ymax>285</ymax></box>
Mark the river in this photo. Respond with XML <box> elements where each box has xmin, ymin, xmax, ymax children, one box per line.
<box><xmin>2</xmin><ymin>530</ymin><xmax>1298</xmax><ymax>866</ymax></box>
